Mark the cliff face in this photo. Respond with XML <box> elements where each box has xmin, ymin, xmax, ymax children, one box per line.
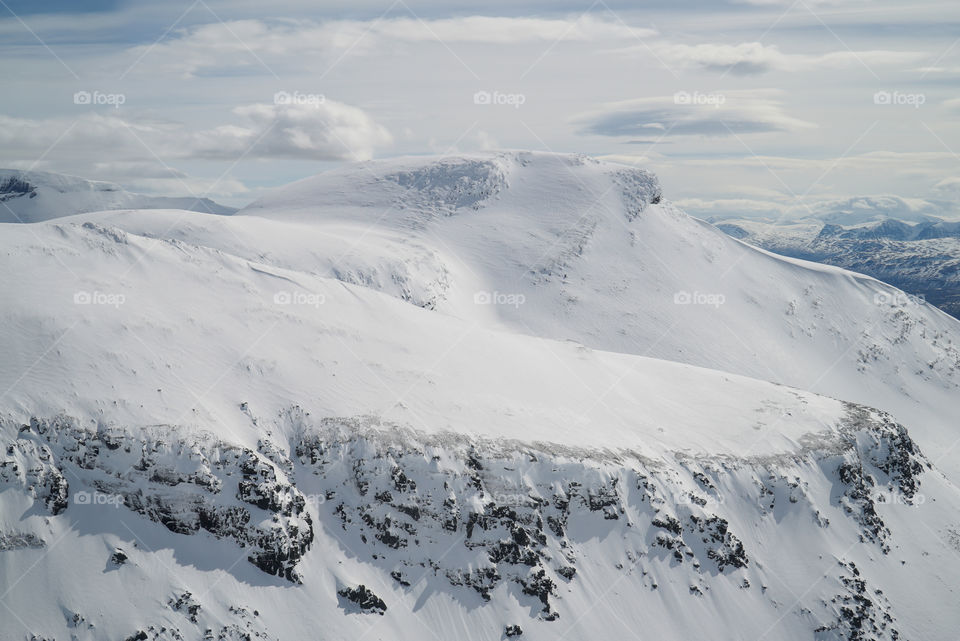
<box><xmin>1</xmin><ymin>402</ymin><xmax>950</xmax><ymax>641</ymax></box>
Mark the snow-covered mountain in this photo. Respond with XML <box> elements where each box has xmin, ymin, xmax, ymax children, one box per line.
<box><xmin>2</xmin><ymin>152</ymin><xmax>959</xmax><ymax>641</ymax></box>
<box><xmin>0</xmin><ymin>169</ymin><xmax>236</xmax><ymax>223</ymax></box>
<box><xmin>86</xmin><ymin>152</ymin><xmax>960</xmax><ymax>476</ymax></box>
<box><xmin>717</xmin><ymin>217</ymin><xmax>960</xmax><ymax>320</ymax></box>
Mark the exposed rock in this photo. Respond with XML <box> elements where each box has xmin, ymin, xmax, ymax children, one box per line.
<box><xmin>337</xmin><ymin>584</ymin><xmax>387</xmax><ymax>615</ymax></box>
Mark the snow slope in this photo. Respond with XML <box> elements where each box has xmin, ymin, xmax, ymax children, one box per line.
<box><xmin>0</xmin><ymin>218</ymin><xmax>844</xmax><ymax>460</ymax></box>
<box><xmin>83</xmin><ymin>152</ymin><xmax>960</xmax><ymax>478</ymax></box>
<box><xmin>716</xmin><ymin>217</ymin><xmax>960</xmax><ymax>320</ymax></box>
<box><xmin>1</xmin><ymin>153</ymin><xmax>959</xmax><ymax>641</ymax></box>
<box><xmin>0</xmin><ymin>169</ymin><xmax>235</xmax><ymax>223</ymax></box>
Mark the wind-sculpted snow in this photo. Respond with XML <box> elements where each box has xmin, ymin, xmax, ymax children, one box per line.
<box><xmin>383</xmin><ymin>156</ymin><xmax>509</xmax><ymax>218</ymax></box>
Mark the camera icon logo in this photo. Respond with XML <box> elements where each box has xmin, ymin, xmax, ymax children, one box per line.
<box><xmin>673</xmin><ymin>91</ymin><xmax>692</xmax><ymax>105</ymax></box>
<box><xmin>473</xmin><ymin>290</ymin><xmax>492</xmax><ymax>304</ymax></box>
<box><xmin>73</xmin><ymin>291</ymin><xmax>92</xmax><ymax>305</ymax></box>
<box><xmin>274</xmin><ymin>91</ymin><xmax>292</xmax><ymax>105</ymax></box>
<box><xmin>73</xmin><ymin>91</ymin><xmax>91</xmax><ymax>105</ymax></box>
<box><xmin>473</xmin><ymin>91</ymin><xmax>492</xmax><ymax>105</ymax></box>
<box><xmin>274</xmin><ymin>291</ymin><xmax>292</xmax><ymax>305</ymax></box>
<box><xmin>74</xmin><ymin>491</ymin><xmax>91</xmax><ymax>504</ymax></box>
<box><xmin>873</xmin><ymin>91</ymin><xmax>891</xmax><ymax>105</ymax></box>
<box><xmin>673</xmin><ymin>290</ymin><xmax>692</xmax><ymax>304</ymax></box>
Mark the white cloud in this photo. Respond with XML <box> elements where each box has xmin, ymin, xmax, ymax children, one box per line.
<box><xmin>674</xmin><ymin>150</ymin><xmax>959</xmax><ymax>173</ymax></box>
<box><xmin>0</xmin><ymin>98</ymin><xmax>391</xmax><ymax>199</ymax></box>
<box><xmin>673</xmin><ymin>197</ymin><xmax>788</xmax><ymax>218</ymax></box>
<box><xmin>0</xmin><ymin>99</ymin><xmax>391</xmax><ymax>165</ymax></box>
<box><xmin>188</xmin><ymin>102</ymin><xmax>392</xmax><ymax>161</ymax></box>
<box><xmin>576</xmin><ymin>90</ymin><xmax>815</xmax><ymax>137</ymax></box>
<box><xmin>630</xmin><ymin>42</ymin><xmax>927</xmax><ymax>75</ymax></box>
<box><xmin>124</xmin><ymin>15</ymin><xmax>656</xmax><ymax>77</ymax></box>
<box><xmin>934</xmin><ymin>176</ymin><xmax>960</xmax><ymax>195</ymax></box>
<box><xmin>675</xmin><ymin>194</ymin><xmax>959</xmax><ymax>222</ymax></box>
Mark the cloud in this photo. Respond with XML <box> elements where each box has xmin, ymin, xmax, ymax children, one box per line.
<box><xmin>804</xmin><ymin>194</ymin><xmax>959</xmax><ymax>222</ymax></box>
<box><xmin>188</xmin><ymin>101</ymin><xmax>392</xmax><ymax>161</ymax></box>
<box><xmin>606</xmin><ymin>150</ymin><xmax>960</xmax><ymax>173</ymax></box>
<box><xmin>918</xmin><ymin>66</ymin><xmax>960</xmax><ymax>75</ymax></box>
<box><xmin>645</xmin><ymin>41</ymin><xmax>925</xmax><ymax>75</ymax></box>
<box><xmin>0</xmin><ymin>99</ymin><xmax>391</xmax><ymax>165</ymax></box>
<box><xmin>600</xmin><ymin>149</ymin><xmax>960</xmax><ymax>223</ymax></box>
<box><xmin>372</xmin><ymin>15</ymin><xmax>654</xmax><ymax>43</ymax></box>
<box><xmin>934</xmin><ymin>176</ymin><xmax>960</xmax><ymax>195</ymax></box>
<box><xmin>673</xmin><ymin>197</ymin><xmax>788</xmax><ymax>219</ymax></box>
<box><xmin>0</xmin><ymin>98</ymin><xmax>391</xmax><ymax>198</ymax></box>
<box><xmin>576</xmin><ymin>90</ymin><xmax>815</xmax><ymax>138</ymax></box>
<box><xmin>124</xmin><ymin>15</ymin><xmax>656</xmax><ymax>77</ymax></box>
<box><xmin>676</xmin><ymin>194</ymin><xmax>959</xmax><ymax>223</ymax></box>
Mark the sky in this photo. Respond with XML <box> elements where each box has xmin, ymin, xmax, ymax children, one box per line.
<box><xmin>1</xmin><ymin>0</ymin><xmax>959</xmax><ymax>219</ymax></box>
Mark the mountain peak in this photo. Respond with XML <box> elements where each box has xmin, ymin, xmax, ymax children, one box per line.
<box><xmin>240</xmin><ymin>151</ymin><xmax>661</xmax><ymax>225</ymax></box>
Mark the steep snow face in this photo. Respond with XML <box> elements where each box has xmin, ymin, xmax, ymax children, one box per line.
<box><xmin>82</xmin><ymin>152</ymin><xmax>960</xmax><ymax>478</ymax></box>
<box><xmin>0</xmin><ymin>169</ymin><xmax>235</xmax><ymax>223</ymax></box>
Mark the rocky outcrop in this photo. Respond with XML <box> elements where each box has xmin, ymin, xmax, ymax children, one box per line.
<box><xmin>1</xmin><ymin>416</ymin><xmax>313</xmax><ymax>583</ymax></box>
<box><xmin>337</xmin><ymin>584</ymin><xmax>387</xmax><ymax>615</ymax></box>
<box><xmin>0</xmin><ymin>402</ymin><xmax>932</xmax><ymax>638</ymax></box>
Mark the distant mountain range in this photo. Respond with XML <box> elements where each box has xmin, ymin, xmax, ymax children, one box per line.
<box><xmin>0</xmin><ymin>168</ymin><xmax>235</xmax><ymax>223</ymax></box>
